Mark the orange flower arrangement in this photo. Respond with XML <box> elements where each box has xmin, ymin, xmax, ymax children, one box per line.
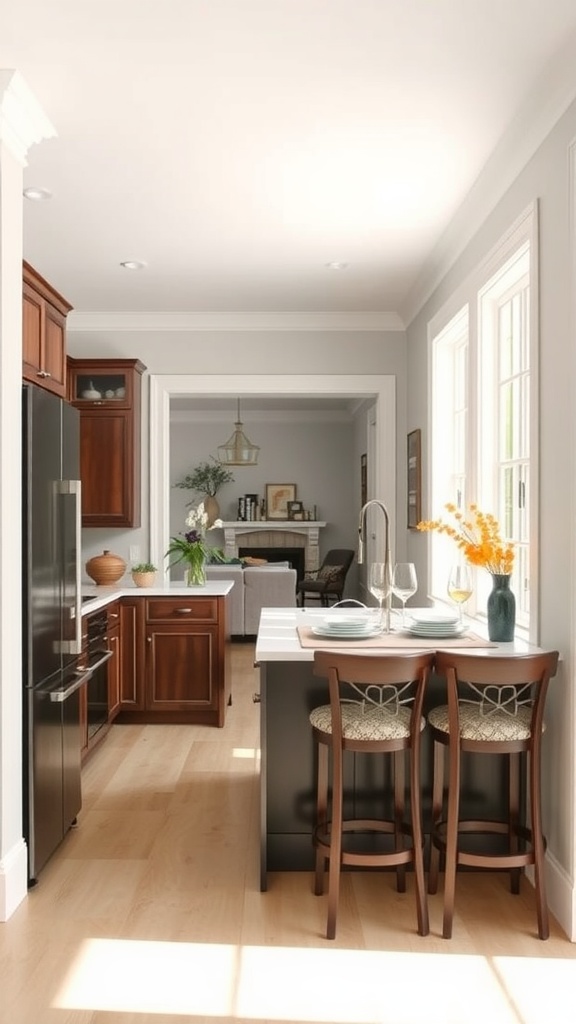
<box><xmin>417</xmin><ymin>503</ymin><xmax>514</xmax><ymax>575</ymax></box>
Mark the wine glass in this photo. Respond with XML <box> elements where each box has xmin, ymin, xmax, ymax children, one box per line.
<box><xmin>368</xmin><ymin>562</ymin><xmax>391</xmax><ymax>630</ymax></box>
<box><xmin>391</xmin><ymin>562</ymin><xmax>418</xmax><ymax>628</ymax></box>
<box><xmin>447</xmin><ymin>564</ymin><xmax>473</xmax><ymax>624</ymax></box>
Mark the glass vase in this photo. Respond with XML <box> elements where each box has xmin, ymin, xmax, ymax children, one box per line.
<box><xmin>185</xmin><ymin>548</ymin><xmax>207</xmax><ymax>587</ymax></box>
<box><xmin>487</xmin><ymin>573</ymin><xmax>515</xmax><ymax>641</ymax></box>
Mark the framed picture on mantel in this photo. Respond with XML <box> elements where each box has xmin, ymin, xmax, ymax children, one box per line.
<box><xmin>266</xmin><ymin>483</ymin><xmax>296</xmax><ymax>519</ymax></box>
<box><xmin>407</xmin><ymin>429</ymin><xmax>422</xmax><ymax>529</ymax></box>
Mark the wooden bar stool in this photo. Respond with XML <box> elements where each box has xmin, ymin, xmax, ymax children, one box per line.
<box><xmin>428</xmin><ymin>650</ymin><xmax>559</xmax><ymax>939</ymax></box>
<box><xmin>311</xmin><ymin>650</ymin><xmax>435</xmax><ymax>939</ymax></box>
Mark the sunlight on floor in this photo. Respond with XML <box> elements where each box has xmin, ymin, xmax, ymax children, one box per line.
<box><xmin>53</xmin><ymin>937</ymin><xmax>576</xmax><ymax>1023</ymax></box>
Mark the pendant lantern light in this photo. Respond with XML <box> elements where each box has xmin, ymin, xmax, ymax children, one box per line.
<box><xmin>217</xmin><ymin>398</ymin><xmax>260</xmax><ymax>466</ymax></box>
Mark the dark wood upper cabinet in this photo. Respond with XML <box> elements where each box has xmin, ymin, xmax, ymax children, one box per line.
<box><xmin>23</xmin><ymin>261</ymin><xmax>72</xmax><ymax>399</ymax></box>
<box><xmin>67</xmin><ymin>357</ymin><xmax>146</xmax><ymax>528</ymax></box>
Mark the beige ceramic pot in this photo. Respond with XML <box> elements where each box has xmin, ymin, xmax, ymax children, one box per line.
<box><xmin>203</xmin><ymin>494</ymin><xmax>220</xmax><ymax>527</ymax></box>
<box><xmin>85</xmin><ymin>549</ymin><xmax>126</xmax><ymax>585</ymax></box>
<box><xmin>132</xmin><ymin>571</ymin><xmax>157</xmax><ymax>588</ymax></box>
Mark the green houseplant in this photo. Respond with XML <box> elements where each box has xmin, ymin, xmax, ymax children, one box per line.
<box><xmin>165</xmin><ymin>503</ymin><xmax>223</xmax><ymax>586</ymax></box>
<box><xmin>175</xmin><ymin>458</ymin><xmax>234</xmax><ymax>525</ymax></box>
<box><xmin>131</xmin><ymin>562</ymin><xmax>158</xmax><ymax>588</ymax></box>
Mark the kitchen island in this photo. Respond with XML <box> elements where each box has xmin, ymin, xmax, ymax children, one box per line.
<box><xmin>255</xmin><ymin>606</ymin><xmax>541</xmax><ymax>889</ymax></box>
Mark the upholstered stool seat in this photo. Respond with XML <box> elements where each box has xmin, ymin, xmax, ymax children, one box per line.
<box><xmin>310</xmin><ymin>701</ymin><xmax>418</xmax><ymax>741</ymax></box>
<box><xmin>311</xmin><ymin>650</ymin><xmax>434</xmax><ymax>940</ymax></box>
<box><xmin>428</xmin><ymin>701</ymin><xmax>534</xmax><ymax>742</ymax></box>
<box><xmin>428</xmin><ymin>650</ymin><xmax>559</xmax><ymax>940</ymax></box>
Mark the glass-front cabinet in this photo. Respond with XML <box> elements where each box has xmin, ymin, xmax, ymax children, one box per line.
<box><xmin>69</xmin><ymin>367</ymin><xmax>135</xmax><ymax>407</ymax></box>
<box><xmin>68</xmin><ymin>358</ymin><xmax>146</xmax><ymax>528</ymax></box>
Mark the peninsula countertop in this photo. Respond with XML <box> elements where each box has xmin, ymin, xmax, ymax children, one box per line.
<box><xmin>81</xmin><ymin>579</ymin><xmax>234</xmax><ymax>615</ymax></box>
<box><xmin>255</xmin><ymin>606</ymin><xmax>541</xmax><ymax>662</ymax></box>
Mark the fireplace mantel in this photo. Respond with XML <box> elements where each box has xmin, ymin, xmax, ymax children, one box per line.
<box><xmin>220</xmin><ymin>521</ymin><xmax>327</xmax><ymax>573</ymax></box>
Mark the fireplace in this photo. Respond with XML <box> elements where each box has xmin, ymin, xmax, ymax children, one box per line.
<box><xmin>239</xmin><ymin>546</ymin><xmax>306</xmax><ymax>582</ymax></box>
<box><xmin>222</xmin><ymin>520</ymin><xmax>326</xmax><ymax>574</ymax></box>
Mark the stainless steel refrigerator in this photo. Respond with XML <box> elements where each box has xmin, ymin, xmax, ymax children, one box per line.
<box><xmin>22</xmin><ymin>384</ymin><xmax>87</xmax><ymax>883</ymax></box>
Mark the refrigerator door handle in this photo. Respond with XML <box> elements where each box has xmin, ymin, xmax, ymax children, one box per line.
<box><xmin>56</xmin><ymin>479</ymin><xmax>83</xmax><ymax>655</ymax></box>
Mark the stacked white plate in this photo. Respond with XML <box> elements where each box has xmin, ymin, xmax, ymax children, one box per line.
<box><xmin>406</xmin><ymin>612</ymin><xmax>464</xmax><ymax>639</ymax></box>
<box><xmin>312</xmin><ymin>614</ymin><xmax>382</xmax><ymax>640</ymax></box>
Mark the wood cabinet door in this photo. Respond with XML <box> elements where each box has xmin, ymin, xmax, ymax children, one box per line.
<box><xmin>119</xmin><ymin>598</ymin><xmax>145</xmax><ymax>709</ymax></box>
<box><xmin>22</xmin><ymin>283</ymin><xmax>43</xmax><ymax>376</ymax></box>
<box><xmin>146</xmin><ymin>625</ymin><xmax>219</xmax><ymax>711</ymax></box>
<box><xmin>22</xmin><ymin>266</ymin><xmax>69</xmax><ymax>398</ymax></box>
<box><xmin>106</xmin><ymin>602</ymin><xmax>121</xmax><ymax>720</ymax></box>
<box><xmin>79</xmin><ymin>410</ymin><xmax>134</xmax><ymax>526</ymax></box>
<box><xmin>42</xmin><ymin>302</ymin><xmax>67</xmax><ymax>396</ymax></box>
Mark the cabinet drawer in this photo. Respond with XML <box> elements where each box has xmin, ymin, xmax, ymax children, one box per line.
<box><xmin>145</xmin><ymin>597</ymin><xmax>218</xmax><ymax>623</ymax></box>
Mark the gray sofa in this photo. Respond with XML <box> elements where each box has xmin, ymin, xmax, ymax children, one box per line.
<box><xmin>205</xmin><ymin>563</ymin><xmax>297</xmax><ymax>636</ymax></box>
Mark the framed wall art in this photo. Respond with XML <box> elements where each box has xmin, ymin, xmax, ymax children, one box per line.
<box><xmin>287</xmin><ymin>500</ymin><xmax>304</xmax><ymax>520</ymax></box>
<box><xmin>407</xmin><ymin>429</ymin><xmax>422</xmax><ymax>529</ymax></box>
<box><xmin>360</xmin><ymin>453</ymin><xmax>367</xmax><ymax>507</ymax></box>
<box><xmin>266</xmin><ymin>483</ymin><xmax>297</xmax><ymax>519</ymax></box>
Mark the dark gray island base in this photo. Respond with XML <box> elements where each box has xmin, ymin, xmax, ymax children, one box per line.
<box><xmin>256</xmin><ymin>607</ymin><xmax>540</xmax><ymax>892</ymax></box>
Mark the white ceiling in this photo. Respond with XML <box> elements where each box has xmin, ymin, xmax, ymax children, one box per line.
<box><xmin>4</xmin><ymin>0</ymin><xmax>576</xmax><ymax>322</ymax></box>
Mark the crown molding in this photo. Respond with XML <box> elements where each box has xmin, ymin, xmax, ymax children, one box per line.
<box><xmin>401</xmin><ymin>28</ymin><xmax>576</xmax><ymax>328</ymax></box>
<box><xmin>0</xmin><ymin>70</ymin><xmax>55</xmax><ymax>165</ymax></box>
<box><xmin>67</xmin><ymin>310</ymin><xmax>405</xmax><ymax>333</ymax></box>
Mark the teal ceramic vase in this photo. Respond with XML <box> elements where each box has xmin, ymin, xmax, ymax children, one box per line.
<box><xmin>487</xmin><ymin>574</ymin><xmax>515</xmax><ymax>641</ymax></box>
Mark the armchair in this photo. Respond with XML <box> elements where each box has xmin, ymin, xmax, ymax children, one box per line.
<box><xmin>296</xmin><ymin>549</ymin><xmax>355</xmax><ymax>607</ymax></box>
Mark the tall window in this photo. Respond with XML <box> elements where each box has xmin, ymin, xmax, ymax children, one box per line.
<box><xmin>478</xmin><ymin>246</ymin><xmax>530</xmax><ymax>626</ymax></box>
<box><xmin>430</xmin><ymin>306</ymin><xmax>469</xmax><ymax>603</ymax></box>
<box><xmin>428</xmin><ymin>204</ymin><xmax>538</xmax><ymax>638</ymax></box>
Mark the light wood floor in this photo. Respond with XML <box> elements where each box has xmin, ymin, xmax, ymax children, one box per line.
<box><xmin>2</xmin><ymin>642</ymin><xmax>576</xmax><ymax>1024</ymax></box>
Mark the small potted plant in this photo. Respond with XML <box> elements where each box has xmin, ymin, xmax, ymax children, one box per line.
<box><xmin>131</xmin><ymin>562</ymin><xmax>158</xmax><ymax>588</ymax></box>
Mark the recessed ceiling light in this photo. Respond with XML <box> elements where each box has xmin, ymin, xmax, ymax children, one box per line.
<box><xmin>120</xmin><ymin>260</ymin><xmax>146</xmax><ymax>270</ymax></box>
<box><xmin>325</xmin><ymin>261</ymin><xmax>349</xmax><ymax>271</ymax></box>
<box><xmin>23</xmin><ymin>187</ymin><xmax>52</xmax><ymax>201</ymax></box>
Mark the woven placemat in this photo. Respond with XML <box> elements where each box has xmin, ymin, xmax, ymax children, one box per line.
<box><xmin>297</xmin><ymin>626</ymin><xmax>497</xmax><ymax>650</ymax></box>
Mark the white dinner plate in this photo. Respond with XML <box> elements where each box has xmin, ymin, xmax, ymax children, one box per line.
<box><xmin>409</xmin><ymin>612</ymin><xmax>460</xmax><ymax>628</ymax></box>
<box><xmin>312</xmin><ymin>625</ymin><xmax>383</xmax><ymax>640</ymax></box>
<box><xmin>406</xmin><ymin>624</ymin><xmax>465</xmax><ymax>638</ymax></box>
<box><xmin>321</xmin><ymin>616</ymin><xmax>375</xmax><ymax>630</ymax></box>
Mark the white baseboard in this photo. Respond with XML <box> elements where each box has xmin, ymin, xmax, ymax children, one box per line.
<box><xmin>545</xmin><ymin>850</ymin><xmax>576</xmax><ymax>941</ymax></box>
<box><xmin>0</xmin><ymin>838</ymin><xmax>28</xmax><ymax>921</ymax></box>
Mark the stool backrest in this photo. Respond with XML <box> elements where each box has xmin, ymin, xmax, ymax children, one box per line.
<box><xmin>313</xmin><ymin>650</ymin><xmax>435</xmax><ymax>744</ymax></box>
<box><xmin>434</xmin><ymin>650</ymin><xmax>559</xmax><ymax>741</ymax></box>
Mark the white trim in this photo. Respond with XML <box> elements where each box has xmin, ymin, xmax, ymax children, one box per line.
<box><xmin>68</xmin><ymin>310</ymin><xmax>405</xmax><ymax>333</ymax></box>
<box><xmin>149</xmin><ymin>374</ymin><xmax>396</xmax><ymax>573</ymax></box>
<box><xmin>0</xmin><ymin>69</ymin><xmax>55</xmax><ymax>164</ymax></box>
<box><xmin>170</xmin><ymin>408</ymin><xmax>354</xmax><ymax>424</ymax></box>
<box><xmin>0</xmin><ymin>839</ymin><xmax>27</xmax><ymax>923</ymax></box>
<box><xmin>566</xmin><ymin>135</ymin><xmax>576</xmax><ymax>941</ymax></box>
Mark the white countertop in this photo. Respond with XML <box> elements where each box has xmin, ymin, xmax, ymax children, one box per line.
<box><xmin>81</xmin><ymin>579</ymin><xmax>234</xmax><ymax>615</ymax></box>
<box><xmin>255</xmin><ymin>606</ymin><xmax>541</xmax><ymax>662</ymax></box>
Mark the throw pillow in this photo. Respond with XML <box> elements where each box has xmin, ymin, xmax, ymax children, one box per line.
<box><xmin>317</xmin><ymin>564</ymin><xmax>343</xmax><ymax>583</ymax></box>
